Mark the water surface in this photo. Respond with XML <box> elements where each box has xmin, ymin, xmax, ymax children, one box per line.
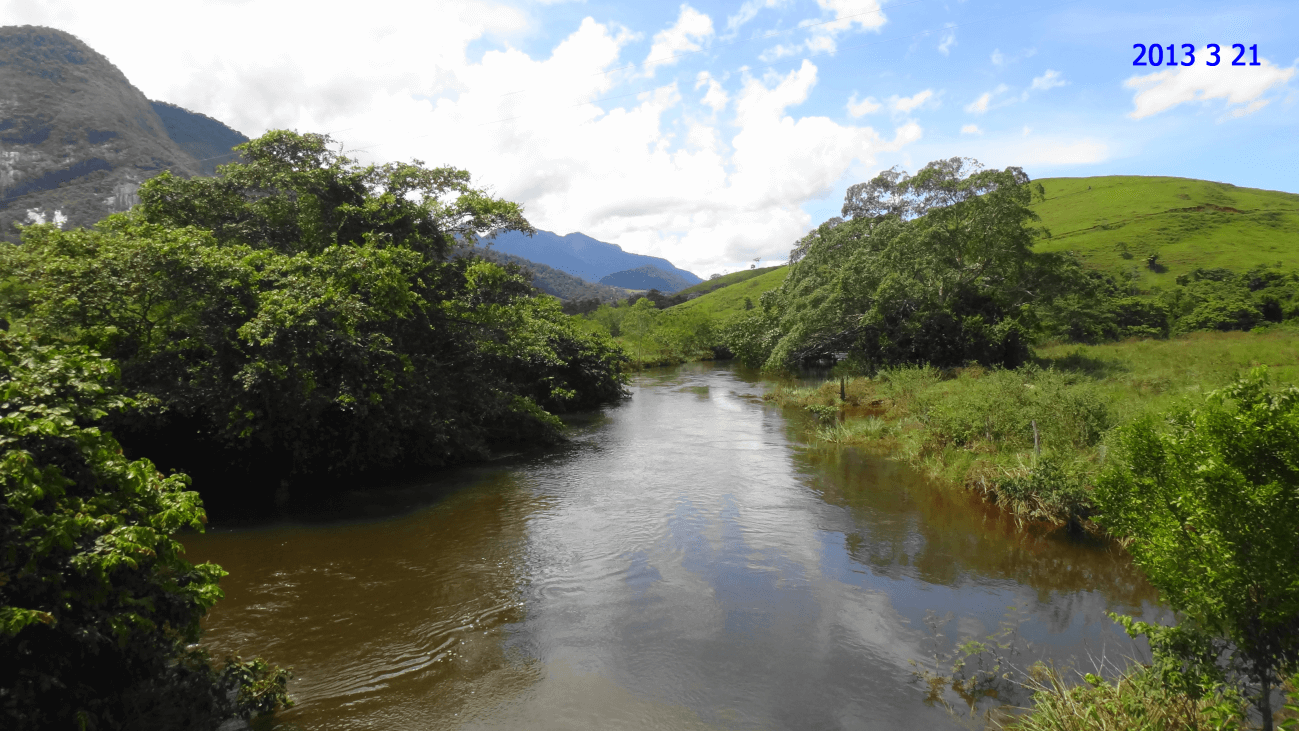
<box><xmin>184</xmin><ymin>362</ymin><xmax>1164</xmax><ymax>730</ymax></box>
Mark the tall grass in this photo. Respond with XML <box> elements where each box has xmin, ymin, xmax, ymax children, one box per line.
<box><xmin>767</xmin><ymin>329</ymin><xmax>1299</xmax><ymax>529</ymax></box>
<box><xmin>998</xmin><ymin>664</ymin><xmax>1247</xmax><ymax>731</ymax></box>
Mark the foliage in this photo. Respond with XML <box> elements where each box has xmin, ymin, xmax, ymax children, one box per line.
<box><xmin>0</xmin><ymin>332</ymin><xmax>290</xmax><ymax>730</ymax></box>
<box><xmin>0</xmin><ymin>131</ymin><xmax>629</xmax><ymax>493</ymax></box>
<box><xmin>765</xmin><ymin>329</ymin><xmax>1299</xmax><ymax>530</ymax></box>
<box><xmin>910</xmin><ymin>604</ymin><xmax>1247</xmax><ymax>730</ymax></box>
<box><xmin>1095</xmin><ymin>368</ymin><xmax>1299</xmax><ymax>729</ymax></box>
<box><xmin>1000</xmin><ymin>663</ymin><xmax>1247</xmax><ymax>731</ymax></box>
<box><xmin>732</xmin><ymin>158</ymin><xmax>1054</xmax><ymax>371</ymax></box>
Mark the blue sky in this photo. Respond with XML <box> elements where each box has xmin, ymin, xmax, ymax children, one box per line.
<box><xmin>6</xmin><ymin>0</ymin><xmax>1297</xmax><ymax>276</ymax></box>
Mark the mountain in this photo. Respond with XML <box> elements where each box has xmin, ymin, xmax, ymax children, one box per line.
<box><xmin>485</xmin><ymin>228</ymin><xmax>702</xmax><ymax>287</ymax></box>
<box><xmin>0</xmin><ymin>26</ymin><xmax>248</xmax><ymax>242</ymax></box>
<box><xmin>1030</xmin><ymin>176</ymin><xmax>1299</xmax><ymax>289</ymax></box>
<box><xmin>464</xmin><ymin>246</ymin><xmax>627</xmax><ymax>302</ymax></box>
<box><xmin>150</xmin><ymin>101</ymin><xmax>249</xmax><ymax>176</ymax></box>
<box><xmin>599</xmin><ymin>265</ymin><xmax>695</xmax><ymax>293</ymax></box>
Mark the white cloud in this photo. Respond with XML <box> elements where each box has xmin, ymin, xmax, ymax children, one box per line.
<box><xmin>759</xmin><ymin>0</ymin><xmax>886</xmax><ymax>59</ymax></box>
<box><xmin>990</xmin><ymin>47</ymin><xmax>1036</xmax><ymax>67</ymax></box>
<box><xmin>695</xmin><ymin>71</ymin><xmax>730</xmax><ymax>113</ymax></box>
<box><xmin>725</xmin><ymin>0</ymin><xmax>791</xmax><ymax>34</ymax></box>
<box><xmin>964</xmin><ymin>84</ymin><xmax>1008</xmax><ymax>114</ymax></box>
<box><xmin>1</xmin><ymin>0</ymin><xmax>923</xmax><ymax>275</ymax></box>
<box><xmin>847</xmin><ymin>93</ymin><xmax>881</xmax><ymax>117</ymax></box>
<box><xmin>1124</xmin><ymin>59</ymin><xmax>1297</xmax><ymax>119</ymax></box>
<box><xmin>642</xmin><ymin>5</ymin><xmax>715</xmax><ymax>77</ymax></box>
<box><xmin>960</xmin><ymin>124</ymin><xmax>982</xmax><ymax>135</ymax></box>
<box><xmin>812</xmin><ymin>0</ymin><xmax>887</xmax><ymax>36</ymax></box>
<box><xmin>889</xmin><ymin>89</ymin><xmax>934</xmax><ymax>114</ymax></box>
<box><xmin>937</xmin><ymin>28</ymin><xmax>956</xmax><ymax>56</ymax></box>
<box><xmin>1030</xmin><ymin>69</ymin><xmax>1066</xmax><ymax>92</ymax></box>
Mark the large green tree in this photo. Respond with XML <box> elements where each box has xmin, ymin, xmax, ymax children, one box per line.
<box><xmin>1095</xmin><ymin>368</ymin><xmax>1299</xmax><ymax>730</ymax></box>
<box><xmin>0</xmin><ymin>131</ymin><xmax>628</xmax><ymax>499</ymax></box>
<box><xmin>0</xmin><ymin>332</ymin><xmax>289</xmax><ymax>730</ymax></box>
<box><xmin>728</xmin><ymin>158</ymin><xmax>1053</xmax><ymax>371</ymax></box>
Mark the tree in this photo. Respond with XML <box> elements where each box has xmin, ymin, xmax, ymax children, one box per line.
<box><xmin>742</xmin><ymin>158</ymin><xmax>1050</xmax><ymax>371</ymax></box>
<box><xmin>0</xmin><ymin>332</ymin><xmax>290</xmax><ymax>730</ymax></box>
<box><xmin>1095</xmin><ymin>368</ymin><xmax>1299</xmax><ymax>730</ymax></box>
<box><xmin>0</xmin><ymin>130</ymin><xmax>628</xmax><ymax>500</ymax></box>
<box><xmin>622</xmin><ymin>297</ymin><xmax>659</xmax><ymax>359</ymax></box>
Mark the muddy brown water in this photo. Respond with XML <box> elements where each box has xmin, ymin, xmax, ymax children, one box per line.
<box><xmin>183</xmin><ymin>362</ymin><xmax>1166</xmax><ymax>730</ymax></box>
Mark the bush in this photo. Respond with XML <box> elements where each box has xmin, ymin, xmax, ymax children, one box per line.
<box><xmin>0</xmin><ymin>333</ymin><xmax>291</xmax><ymax>730</ymax></box>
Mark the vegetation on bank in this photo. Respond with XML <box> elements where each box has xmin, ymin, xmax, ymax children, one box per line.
<box><xmin>1</xmin><ymin>130</ymin><xmax>628</xmax><ymax>498</ymax></box>
<box><xmin>0</xmin><ymin>333</ymin><xmax>292</xmax><ymax>729</ymax></box>
<box><xmin>901</xmin><ymin>361</ymin><xmax>1299</xmax><ymax>730</ymax></box>
<box><xmin>1</xmin><ymin>130</ymin><xmax>630</xmax><ymax>729</ymax></box>
<box><xmin>768</xmin><ymin>329</ymin><xmax>1299</xmax><ymax>527</ymax></box>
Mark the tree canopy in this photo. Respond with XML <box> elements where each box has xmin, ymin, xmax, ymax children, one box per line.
<box><xmin>0</xmin><ymin>130</ymin><xmax>628</xmax><ymax>501</ymax></box>
<box><xmin>727</xmin><ymin>158</ymin><xmax>1053</xmax><ymax>371</ymax></box>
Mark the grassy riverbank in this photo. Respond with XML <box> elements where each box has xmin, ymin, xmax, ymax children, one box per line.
<box><xmin>765</xmin><ymin>327</ymin><xmax>1299</xmax><ymax>530</ymax></box>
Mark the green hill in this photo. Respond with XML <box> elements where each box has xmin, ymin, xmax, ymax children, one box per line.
<box><xmin>674</xmin><ymin>265</ymin><xmax>784</xmax><ymax>299</ymax></box>
<box><xmin>668</xmin><ymin>266</ymin><xmax>789</xmax><ymax>319</ymax></box>
<box><xmin>1030</xmin><ymin>176</ymin><xmax>1299</xmax><ymax>288</ymax></box>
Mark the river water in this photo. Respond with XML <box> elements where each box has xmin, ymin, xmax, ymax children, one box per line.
<box><xmin>183</xmin><ymin>362</ymin><xmax>1166</xmax><ymax>730</ymax></box>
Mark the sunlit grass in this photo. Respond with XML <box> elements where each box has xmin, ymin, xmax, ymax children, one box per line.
<box><xmin>768</xmin><ymin>328</ymin><xmax>1299</xmax><ymax>529</ymax></box>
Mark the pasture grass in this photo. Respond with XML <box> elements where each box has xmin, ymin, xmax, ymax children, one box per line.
<box><xmin>767</xmin><ymin>328</ymin><xmax>1299</xmax><ymax>529</ymax></box>
<box><xmin>1030</xmin><ymin>176</ymin><xmax>1299</xmax><ymax>291</ymax></box>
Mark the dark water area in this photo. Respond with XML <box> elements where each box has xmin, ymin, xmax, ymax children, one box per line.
<box><xmin>183</xmin><ymin>362</ymin><xmax>1166</xmax><ymax>730</ymax></box>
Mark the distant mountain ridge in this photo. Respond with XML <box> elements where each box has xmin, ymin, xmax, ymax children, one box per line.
<box><xmin>486</xmin><ymin>228</ymin><xmax>702</xmax><ymax>288</ymax></box>
<box><xmin>461</xmin><ymin>245</ymin><xmax>626</xmax><ymax>302</ymax></box>
<box><xmin>599</xmin><ymin>265</ymin><xmax>694</xmax><ymax>293</ymax></box>
<box><xmin>150</xmin><ymin>101</ymin><xmax>249</xmax><ymax>176</ymax></box>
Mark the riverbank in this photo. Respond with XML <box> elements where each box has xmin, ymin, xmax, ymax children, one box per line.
<box><xmin>765</xmin><ymin>327</ymin><xmax>1299</xmax><ymax>531</ymax></box>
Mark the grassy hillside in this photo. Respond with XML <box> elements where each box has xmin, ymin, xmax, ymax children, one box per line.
<box><xmin>669</xmin><ymin>266</ymin><xmax>789</xmax><ymax>319</ymax></box>
<box><xmin>674</xmin><ymin>265</ymin><xmax>784</xmax><ymax>298</ymax></box>
<box><xmin>1031</xmin><ymin>176</ymin><xmax>1299</xmax><ymax>289</ymax></box>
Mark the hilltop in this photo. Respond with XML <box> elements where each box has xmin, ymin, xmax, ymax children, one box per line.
<box><xmin>668</xmin><ymin>266</ymin><xmax>789</xmax><ymax>319</ymax></box>
<box><xmin>1030</xmin><ymin>176</ymin><xmax>1299</xmax><ymax>288</ymax></box>
<box><xmin>0</xmin><ymin>25</ymin><xmax>250</xmax><ymax>241</ymax></box>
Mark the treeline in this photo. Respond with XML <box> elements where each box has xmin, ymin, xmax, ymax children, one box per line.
<box><xmin>722</xmin><ymin>158</ymin><xmax>1299</xmax><ymax>371</ymax></box>
<box><xmin>0</xmin><ymin>130</ymin><xmax>629</xmax><ymax>729</ymax></box>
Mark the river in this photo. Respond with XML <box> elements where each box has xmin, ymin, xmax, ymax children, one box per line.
<box><xmin>183</xmin><ymin>362</ymin><xmax>1166</xmax><ymax>730</ymax></box>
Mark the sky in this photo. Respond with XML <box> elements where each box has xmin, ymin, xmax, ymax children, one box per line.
<box><xmin>6</xmin><ymin>0</ymin><xmax>1297</xmax><ymax>277</ymax></box>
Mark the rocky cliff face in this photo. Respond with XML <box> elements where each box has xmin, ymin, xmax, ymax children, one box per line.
<box><xmin>0</xmin><ymin>26</ymin><xmax>246</xmax><ymax>241</ymax></box>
